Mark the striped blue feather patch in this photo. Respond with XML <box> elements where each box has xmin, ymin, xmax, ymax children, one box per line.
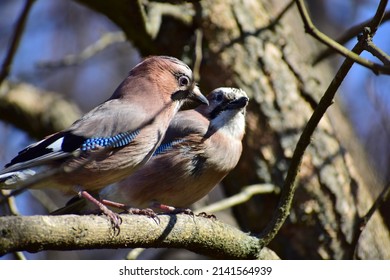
<box><xmin>153</xmin><ymin>139</ymin><xmax>185</xmax><ymax>156</ymax></box>
<box><xmin>81</xmin><ymin>129</ymin><xmax>140</xmax><ymax>151</ymax></box>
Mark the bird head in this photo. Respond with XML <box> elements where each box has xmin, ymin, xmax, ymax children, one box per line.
<box><xmin>199</xmin><ymin>87</ymin><xmax>249</xmax><ymax>139</ymax></box>
<box><xmin>119</xmin><ymin>56</ymin><xmax>208</xmax><ymax>107</ymax></box>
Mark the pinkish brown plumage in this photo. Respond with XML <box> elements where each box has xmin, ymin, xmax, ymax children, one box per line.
<box><xmin>55</xmin><ymin>87</ymin><xmax>248</xmax><ymax>215</ymax></box>
<box><xmin>0</xmin><ymin>56</ymin><xmax>208</xmax><ymax>224</ymax></box>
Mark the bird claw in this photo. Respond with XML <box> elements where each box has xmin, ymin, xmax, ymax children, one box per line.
<box><xmin>150</xmin><ymin>202</ymin><xmax>193</xmax><ymax>216</ymax></box>
<box><xmin>196</xmin><ymin>212</ymin><xmax>217</xmax><ymax>220</ymax></box>
<box><xmin>100</xmin><ymin>207</ymin><xmax>122</xmax><ymax>235</ymax></box>
<box><xmin>170</xmin><ymin>208</ymin><xmax>194</xmax><ymax>216</ymax></box>
<box><xmin>127</xmin><ymin>207</ymin><xmax>160</xmax><ymax>224</ymax></box>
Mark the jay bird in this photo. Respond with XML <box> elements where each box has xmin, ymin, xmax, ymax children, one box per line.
<box><xmin>53</xmin><ymin>87</ymin><xmax>248</xmax><ymax>216</ymax></box>
<box><xmin>0</xmin><ymin>56</ymin><xmax>208</xmax><ymax>225</ymax></box>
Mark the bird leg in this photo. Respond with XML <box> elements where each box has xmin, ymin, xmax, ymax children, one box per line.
<box><xmin>150</xmin><ymin>201</ymin><xmax>194</xmax><ymax>215</ymax></box>
<box><xmin>100</xmin><ymin>199</ymin><xmax>160</xmax><ymax>224</ymax></box>
<box><xmin>78</xmin><ymin>190</ymin><xmax>122</xmax><ymax>230</ymax></box>
<box><xmin>150</xmin><ymin>202</ymin><xmax>216</xmax><ymax>219</ymax></box>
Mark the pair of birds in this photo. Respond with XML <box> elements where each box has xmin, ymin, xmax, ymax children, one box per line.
<box><xmin>0</xmin><ymin>56</ymin><xmax>248</xmax><ymax>225</ymax></box>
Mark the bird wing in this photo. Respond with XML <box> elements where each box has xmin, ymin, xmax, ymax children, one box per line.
<box><xmin>154</xmin><ymin>110</ymin><xmax>208</xmax><ymax>155</ymax></box>
<box><xmin>2</xmin><ymin>99</ymin><xmax>150</xmax><ymax>173</ymax></box>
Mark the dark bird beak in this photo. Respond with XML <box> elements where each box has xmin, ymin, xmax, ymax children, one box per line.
<box><xmin>189</xmin><ymin>86</ymin><xmax>209</xmax><ymax>106</ymax></box>
<box><xmin>226</xmin><ymin>96</ymin><xmax>249</xmax><ymax>110</ymax></box>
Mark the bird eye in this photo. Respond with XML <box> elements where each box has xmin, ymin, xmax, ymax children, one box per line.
<box><xmin>215</xmin><ymin>93</ymin><xmax>223</xmax><ymax>102</ymax></box>
<box><xmin>179</xmin><ymin>75</ymin><xmax>190</xmax><ymax>87</ymax></box>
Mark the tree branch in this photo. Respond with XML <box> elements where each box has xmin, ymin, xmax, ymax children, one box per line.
<box><xmin>259</xmin><ymin>0</ymin><xmax>389</xmax><ymax>253</ymax></box>
<box><xmin>259</xmin><ymin>33</ymin><xmax>366</xmax><ymax>249</ymax></box>
<box><xmin>295</xmin><ymin>0</ymin><xmax>390</xmax><ymax>74</ymax></box>
<box><xmin>352</xmin><ymin>183</ymin><xmax>390</xmax><ymax>258</ymax></box>
<box><xmin>0</xmin><ymin>0</ymin><xmax>36</xmax><ymax>86</ymax></box>
<box><xmin>37</xmin><ymin>32</ymin><xmax>126</xmax><ymax>68</ymax></box>
<box><xmin>76</xmin><ymin>0</ymin><xmax>197</xmax><ymax>57</ymax></box>
<box><xmin>0</xmin><ymin>214</ymin><xmax>279</xmax><ymax>259</ymax></box>
<box><xmin>314</xmin><ymin>10</ymin><xmax>390</xmax><ymax>64</ymax></box>
<box><xmin>197</xmin><ymin>184</ymin><xmax>279</xmax><ymax>214</ymax></box>
<box><xmin>0</xmin><ymin>81</ymin><xmax>81</xmax><ymax>139</ymax></box>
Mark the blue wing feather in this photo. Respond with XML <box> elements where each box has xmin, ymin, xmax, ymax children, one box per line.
<box><xmin>81</xmin><ymin>129</ymin><xmax>140</xmax><ymax>151</ymax></box>
<box><xmin>3</xmin><ymin>129</ymin><xmax>141</xmax><ymax>173</ymax></box>
<box><xmin>153</xmin><ymin>139</ymin><xmax>185</xmax><ymax>156</ymax></box>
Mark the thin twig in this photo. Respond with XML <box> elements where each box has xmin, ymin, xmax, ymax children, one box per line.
<box><xmin>37</xmin><ymin>32</ymin><xmax>126</xmax><ymax>68</ymax></box>
<box><xmin>0</xmin><ymin>189</ymin><xmax>21</xmax><ymax>216</ymax></box>
<box><xmin>259</xmin><ymin>0</ymin><xmax>389</xmax><ymax>251</ymax></box>
<box><xmin>268</xmin><ymin>0</ymin><xmax>296</xmax><ymax>29</ymax></box>
<box><xmin>314</xmin><ymin>10</ymin><xmax>390</xmax><ymax>64</ymax></box>
<box><xmin>365</xmin><ymin>38</ymin><xmax>390</xmax><ymax>65</ymax></box>
<box><xmin>259</xmin><ymin>42</ymin><xmax>365</xmax><ymax>247</ymax></box>
<box><xmin>14</xmin><ymin>251</ymin><xmax>27</xmax><ymax>260</ymax></box>
<box><xmin>126</xmin><ymin>248</ymin><xmax>145</xmax><ymax>260</ymax></box>
<box><xmin>352</xmin><ymin>184</ymin><xmax>390</xmax><ymax>259</ymax></box>
<box><xmin>197</xmin><ymin>184</ymin><xmax>278</xmax><ymax>214</ymax></box>
<box><xmin>0</xmin><ymin>0</ymin><xmax>36</xmax><ymax>85</ymax></box>
<box><xmin>367</xmin><ymin>0</ymin><xmax>388</xmax><ymax>35</ymax></box>
<box><xmin>295</xmin><ymin>0</ymin><xmax>390</xmax><ymax>75</ymax></box>
<box><xmin>193</xmin><ymin>29</ymin><xmax>203</xmax><ymax>82</ymax></box>
<box><xmin>29</xmin><ymin>189</ymin><xmax>62</xmax><ymax>213</ymax></box>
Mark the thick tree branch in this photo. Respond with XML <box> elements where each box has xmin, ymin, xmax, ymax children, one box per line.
<box><xmin>75</xmin><ymin>0</ymin><xmax>196</xmax><ymax>57</ymax></box>
<box><xmin>0</xmin><ymin>214</ymin><xmax>279</xmax><ymax>259</ymax></box>
<box><xmin>0</xmin><ymin>81</ymin><xmax>81</xmax><ymax>139</ymax></box>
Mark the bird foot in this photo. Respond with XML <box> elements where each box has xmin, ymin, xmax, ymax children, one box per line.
<box><xmin>79</xmin><ymin>191</ymin><xmax>122</xmax><ymax>234</ymax></box>
<box><xmin>127</xmin><ymin>207</ymin><xmax>160</xmax><ymax>224</ymax></box>
<box><xmin>100</xmin><ymin>199</ymin><xmax>160</xmax><ymax>224</ymax></box>
<box><xmin>150</xmin><ymin>202</ymin><xmax>194</xmax><ymax>216</ymax></box>
<box><xmin>196</xmin><ymin>211</ymin><xmax>217</xmax><ymax>220</ymax></box>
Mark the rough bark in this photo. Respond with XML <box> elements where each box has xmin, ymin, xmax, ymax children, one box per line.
<box><xmin>192</xmin><ymin>0</ymin><xmax>390</xmax><ymax>259</ymax></box>
<box><xmin>0</xmin><ymin>214</ymin><xmax>280</xmax><ymax>260</ymax></box>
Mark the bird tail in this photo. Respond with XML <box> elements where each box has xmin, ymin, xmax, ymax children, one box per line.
<box><xmin>0</xmin><ymin>170</ymin><xmax>36</xmax><ymax>189</ymax></box>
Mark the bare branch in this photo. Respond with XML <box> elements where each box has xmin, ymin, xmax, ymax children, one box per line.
<box><xmin>197</xmin><ymin>184</ymin><xmax>279</xmax><ymax>214</ymax></box>
<box><xmin>0</xmin><ymin>81</ymin><xmax>81</xmax><ymax>139</ymax></box>
<box><xmin>314</xmin><ymin>10</ymin><xmax>390</xmax><ymax>64</ymax></box>
<box><xmin>259</xmin><ymin>0</ymin><xmax>390</xmax><ymax>251</ymax></box>
<box><xmin>0</xmin><ymin>214</ymin><xmax>279</xmax><ymax>259</ymax></box>
<box><xmin>364</xmin><ymin>36</ymin><xmax>390</xmax><ymax>65</ymax></box>
<box><xmin>37</xmin><ymin>32</ymin><xmax>126</xmax><ymax>68</ymax></box>
<box><xmin>367</xmin><ymin>0</ymin><xmax>388</xmax><ymax>34</ymax></box>
<box><xmin>138</xmin><ymin>0</ymin><xmax>195</xmax><ymax>39</ymax></box>
<box><xmin>352</xmin><ymin>183</ymin><xmax>390</xmax><ymax>258</ymax></box>
<box><xmin>192</xmin><ymin>29</ymin><xmax>203</xmax><ymax>82</ymax></box>
<box><xmin>267</xmin><ymin>0</ymin><xmax>295</xmax><ymax>29</ymax></box>
<box><xmin>259</xmin><ymin>38</ymin><xmax>366</xmax><ymax>249</ymax></box>
<box><xmin>0</xmin><ymin>0</ymin><xmax>36</xmax><ymax>85</ymax></box>
<box><xmin>295</xmin><ymin>0</ymin><xmax>390</xmax><ymax>75</ymax></box>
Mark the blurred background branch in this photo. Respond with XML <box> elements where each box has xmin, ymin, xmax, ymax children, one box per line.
<box><xmin>0</xmin><ymin>0</ymin><xmax>35</xmax><ymax>85</ymax></box>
